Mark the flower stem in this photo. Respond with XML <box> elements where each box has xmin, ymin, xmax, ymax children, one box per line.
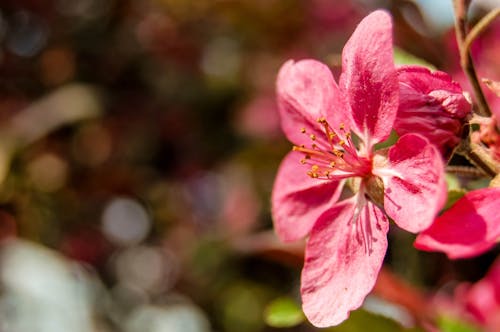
<box><xmin>457</xmin><ymin>138</ymin><xmax>499</xmax><ymax>177</ymax></box>
<box><xmin>452</xmin><ymin>0</ymin><xmax>492</xmax><ymax>117</ymax></box>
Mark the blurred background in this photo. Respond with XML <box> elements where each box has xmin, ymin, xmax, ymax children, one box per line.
<box><xmin>0</xmin><ymin>0</ymin><xmax>498</xmax><ymax>331</ymax></box>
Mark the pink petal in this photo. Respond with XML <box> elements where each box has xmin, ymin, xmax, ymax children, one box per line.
<box><xmin>464</xmin><ymin>257</ymin><xmax>500</xmax><ymax>326</ymax></box>
<box><xmin>395</xmin><ymin>66</ymin><xmax>471</xmax><ymax>156</ymax></box>
<box><xmin>414</xmin><ymin>187</ymin><xmax>500</xmax><ymax>259</ymax></box>
<box><xmin>276</xmin><ymin>59</ymin><xmax>347</xmax><ymax>148</ymax></box>
<box><xmin>339</xmin><ymin>10</ymin><xmax>398</xmax><ymax>148</ymax></box>
<box><xmin>271</xmin><ymin>152</ymin><xmax>344</xmax><ymax>242</ymax></box>
<box><xmin>377</xmin><ymin>133</ymin><xmax>446</xmax><ymax>233</ymax></box>
<box><xmin>301</xmin><ymin>197</ymin><xmax>389</xmax><ymax>327</ymax></box>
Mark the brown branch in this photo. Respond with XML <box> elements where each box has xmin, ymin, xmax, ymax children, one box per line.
<box><xmin>452</xmin><ymin>0</ymin><xmax>492</xmax><ymax>117</ymax></box>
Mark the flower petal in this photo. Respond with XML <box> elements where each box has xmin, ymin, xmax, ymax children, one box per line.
<box><xmin>414</xmin><ymin>188</ymin><xmax>500</xmax><ymax>259</ymax></box>
<box><xmin>377</xmin><ymin>133</ymin><xmax>446</xmax><ymax>233</ymax></box>
<box><xmin>464</xmin><ymin>257</ymin><xmax>500</xmax><ymax>325</ymax></box>
<box><xmin>276</xmin><ymin>59</ymin><xmax>347</xmax><ymax>147</ymax></box>
<box><xmin>272</xmin><ymin>152</ymin><xmax>344</xmax><ymax>242</ymax></box>
<box><xmin>301</xmin><ymin>198</ymin><xmax>389</xmax><ymax>327</ymax></box>
<box><xmin>339</xmin><ymin>10</ymin><xmax>399</xmax><ymax>148</ymax></box>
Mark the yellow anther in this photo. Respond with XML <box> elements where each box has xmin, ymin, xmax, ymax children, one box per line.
<box><xmin>333</xmin><ymin>150</ymin><xmax>344</xmax><ymax>157</ymax></box>
<box><xmin>300</xmin><ymin>158</ymin><xmax>307</xmax><ymax>164</ymax></box>
<box><xmin>329</xmin><ymin>133</ymin><xmax>336</xmax><ymax>139</ymax></box>
<box><xmin>307</xmin><ymin>171</ymin><xmax>318</xmax><ymax>178</ymax></box>
<box><xmin>310</xmin><ymin>134</ymin><xmax>316</xmax><ymax>141</ymax></box>
<box><xmin>311</xmin><ymin>143</ymin><xmax>318</xmax><ymax>149</ymax></box>
<box><xmin>339</xmin><ymin>123</ymin><xmax>345</xmax><ymax>130</ymax></box>
<box><xmin>311</xmin><ymin>165</ymin><xmax>319</xmax><ymax>172</ymax></box>
<box><xmin>300</xmin><ymin>127</ymin><xmax>306</xmax><ymax>133</ymax></box>
<box><xmin>317</xmin><ymin>117</ymin><xmax>327</xmax><ymax>124</ymax></box>
<box><xmin>329</xmin><ymin>161</ymin><xmax>336</xmax><ymax>167</ymax></box>
<box><xmin>345</xmin><ymin>132</ymin><xmax>351</xmax><ymax>139</ymax></box>
<box><xmin>339</xmin><ymin>140</ymin><xmax>346</xmax><ymax>146</ymax></box>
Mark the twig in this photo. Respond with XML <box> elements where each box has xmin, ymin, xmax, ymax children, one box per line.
<box><xmin>463</xmin><ymin>8</ymin><xmax>500</xmax><ymax>53</ymax></box>
<box><xmin>452</xmin><ymin>0</ymin><xmax>492</xmax><ymax>117</ymax></box>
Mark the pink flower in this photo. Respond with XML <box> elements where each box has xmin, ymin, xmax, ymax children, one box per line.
<box><xmin>272</xmin><ymin>10</ymin><xmax>446</xmax><ymax>327</ymax></box>
<box><xmin>464</xmin><ymin>257</ymin><xmax>500</xmax><ymax>330</ymax></box>
<box><xmin>431</xmin><ymin>257</ymin><xmax>500</xmax><ymax>332</ymax></box>
<box><xmin>415</xmin><ymin>187</ymin><xmax>500</xmax><ymax>259</ymax></box>
<box><xmin>394</xmin><ymin>66</ymin><xmax>471</xmax><ymax>157</ymax></box>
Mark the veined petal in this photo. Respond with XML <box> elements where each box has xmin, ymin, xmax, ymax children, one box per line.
<box><xmin>339</xmin><ymin>10</ymin><xmax>399</xmax><ymax>148</ymax></box>
<box><xmin>414</xmin><ymin>188</ymin><xmax>500</xmax><ymax>259</ymax></box>
<box><xmin>376</xmin><ymin>133</ymin><xmax>446</xmax><ymax>233</ymax></box>
<box><xmin>277</xmin><ymin>59</ymin><xmax>347</xmax><ymax>147</ymax></box>
<box><xmin>301</xmin><ymin>198</ymin><xmax>389</xmax><ymax>327</ymax></box>
<box><xmin>272</xmin><ymin>152</ymin><xmax>344</xmax><ymax>242</ymax></box>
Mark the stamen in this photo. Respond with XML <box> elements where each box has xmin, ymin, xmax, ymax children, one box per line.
<box><xmin>292</xmin><ymin>117</ymin><xmax>371</xmax><ymax>180</ymax></box>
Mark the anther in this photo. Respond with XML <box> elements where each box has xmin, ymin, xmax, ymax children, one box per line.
<box><xmin>300</xmin><ymin>127</ymin><xmax>306</xmax><ymax>133</ymax></box>
<box><xmin>339</xmin><ymin>123</ymin><xmax>345</xmax><ymax>130</ymax></box>
<box><xmin>310</xmin><ymin>134</ymin><xmax>316</xmax><ymax>141</ymax></box>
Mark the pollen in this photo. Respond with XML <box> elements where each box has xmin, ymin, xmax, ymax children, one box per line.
<box><xmin>300</xmin><ymin>127</ymin><xmax>306</xmax><ymax>133</ymax></box>
<box><xmin>310</xmin><ymin>134</ymin><xmax>316</xmax><ymax>141</ymax></box>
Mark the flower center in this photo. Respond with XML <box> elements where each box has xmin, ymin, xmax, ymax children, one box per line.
<box><xmin>293</xmin><ymin>117</ymin><xmax>371</xmax><ymax>180</ymax></box>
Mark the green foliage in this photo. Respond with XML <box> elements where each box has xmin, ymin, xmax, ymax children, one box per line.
<box><xmin>445</xmin><ymin>189</ymin><xmax>467</xmax><ymax>210</ymax></box>
<box><xmin>437</xmin><ymin>315</ymin><xmax>482</xmax><ymax>332</ymax></box>
<box><xmin>326</xmin><ymin>309</ymin><xmax>422</xmax><ymax>332</ymax></box>
<box><xmin>394</xmin><ymin>47</ymin><xmax>436</xmax><ymax>69</ymax></box>
<box><xmin>264</xmin><ymin>297</ymin><xmax>305</xmax><ymax>328</ymax></box>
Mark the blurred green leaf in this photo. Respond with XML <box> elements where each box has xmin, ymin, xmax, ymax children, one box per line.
<box><xmin>264</xmin><ymin>297</ymin><xmax>305</xmax><ymax>328</ymax></box>
<box><xmin>444</xmin><ymin>189</ymin><xmax>467</xmax><ymax>210</ymax></box>
<box><xmin>437</xmin><ymin>315</ymin><xmax>481</xmax><ymax>332</ymax></box>
<box><xmin>445</xmin><ymin>173</ymin><xmax>461</xmax><ymax>191</ymax></box>
<box><xmin>394</xmin><ymin>47</ymin><xmax>436</xmax><ymax>69</ymax></box>
<box><xmin>326</xmin><ymin>309</ymin><xmax>422</xmax><ymax>332</ymax></box>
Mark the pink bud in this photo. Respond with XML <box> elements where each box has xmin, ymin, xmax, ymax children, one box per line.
<box><xmin>394</xmin><ymin>66</ymin><xmax>471</xmax><ymax>157</ymax></box>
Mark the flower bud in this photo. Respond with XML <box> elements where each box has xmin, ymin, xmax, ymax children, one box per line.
<box><xmin>394</xmin><ymin>66</ymin><xmax>471</xmax><ymax>158</ymax></box>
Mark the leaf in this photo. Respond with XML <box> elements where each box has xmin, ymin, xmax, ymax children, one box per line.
<box><xmin>394</xmin><ymin>47</ymin><xmax>436</xmax><ymax>69</ymax></box>
<box><xmin>325</xmin><ymin>309</ymin><xmax>422</xmax><ymax>332</ymax></box>
<box><xmin>437</xmin><ymin>315</ymin><xmax>481</xmax><ymax>332</ymax></box>
<box><xmin>264</xmin><ymin>297</ymin><xmax>305</xmax><ymax>328</ymax></box>
<box><xmin>445</xmin><ymin>173</ymin><xmax>461</xmax><ymax>191</ymax></box>
<box><xmin>444</xmin><ymin>189</ymin><xmax>467</xmax><ymax>210</ymax></box>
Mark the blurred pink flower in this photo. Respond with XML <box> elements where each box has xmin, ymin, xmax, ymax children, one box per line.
<box><xmin>272</xmin><ymin>10</ymin><xmax>446</xmax><ymax>327</ymax></box>
<box><xmin>395</xmin><ymin>66</ymin><xmax>471</xmax><ymax>157</ymax></box>
<box><xmin>431</xmin><ymin>257</ymin><xmax>500</xmax><ymax>332</ymax></box>
<box><xmin>415</xmin><ymin>187</ymin><xmax>500</xmax><ymax>259</ymax></box>
<box><xmin>463</xmin><ymin>257</ymin><xmax>500</xmax><ymax>330</ymax></box>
